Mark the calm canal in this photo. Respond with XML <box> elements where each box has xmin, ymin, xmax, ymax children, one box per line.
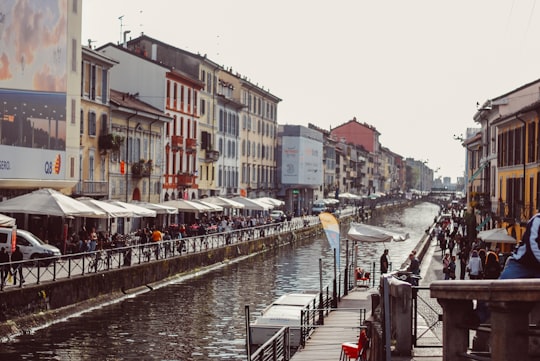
<box><xmin>0</xmin><ymin>202</ymin><xmax>439</xmax><ymax>360</ymax></box>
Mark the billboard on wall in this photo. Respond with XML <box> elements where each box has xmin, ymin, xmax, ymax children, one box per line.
<box><xmin>281</xmin><ymin>136</ymin><xmax>323</xmax><ymax>185</ymax></box>
<box><xmin>0</xmin><ymin>0</ymin><xmax>67</xmax><ymax>179</ymax></box>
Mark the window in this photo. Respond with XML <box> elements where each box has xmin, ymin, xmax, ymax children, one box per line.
<box><xmin>80</xmin><ymin>109</ymin><xmax>84</xmax><ymax>134</ymax></box>
<box><xmin>89</xmin><ymin>151</ymin><xmax>94</xmax><ymax>180</ymax></box>
<box><xmin>90</xmin><ymin>65</ymin><xmax>96</xmax><ymax>100</ymax></box>
<box><xmin>88</xmin><ymin>111</ymin><xmax>96</xmax><ymax>136</ymax></box>
<box><xmin>100</xmin><ymin>114</ymin><xmax>108</xmax><ymax>135</ymax></box>
<box><xmin>200</xmin><ymin>99</ymin><xmax>205</xmax><ymax>115</ymax></box>
<box><xmin>70</xmin><ymin>156</ymin><xmax>75</xmax><ymax>178</ymax></box>
<box><xmin>101</xmin><ymin>68</ymin><xmax>108</xmax><ymax>104</ymax></box>
<box><xmin>72</xmin><ymin>38</ymin><xmax>77</xmax><ymax>72</ymax></box>
<box><xmin>71</xmin><ymin>98</ymin><xmax>76</xmax><ymax>124</ymax></box>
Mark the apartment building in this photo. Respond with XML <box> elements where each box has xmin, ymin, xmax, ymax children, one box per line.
<box><xmin>76</xmin><ymin>47</ymin><xmax>118</xmax><ymax>198</ymax></box>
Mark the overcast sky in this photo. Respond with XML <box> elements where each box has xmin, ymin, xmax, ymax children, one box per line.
<box><xmin>82</xmin><ymin>0</ymin><xmax>540</xmax><ymax>182</ymax></box>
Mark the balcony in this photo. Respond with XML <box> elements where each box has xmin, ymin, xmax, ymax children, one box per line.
<box><xmin>132</xmin><ymin>160</ymin><xmax>152</xmax><ymax>178</ymax></box>
<box><xmin>177</xmin><ymin>172</ymin><xmax>194</xmax><ymax>187</ymax></box>
<box><xmin>170</xmin><ymin>135</ymin><xmax>184</xmax><ymax>152</ymax></box>
<box><xmin>185</xmin><ymin>138</ymin><xmax>197</xmax><ymax>153</ymax></box>
<box><xmin>98</xmin><ymin>133</ymin><xmax>124</xmax><ymax>153</ymax></box>
<box><xmin>73</xmin><ymin>180</ymin><xmax>109</xmax><ymax>197</ymax></box>
<box><xmin>205</xmin><ymin>149</ymin><xmax>220</xmax><ymax>162</ymax></box>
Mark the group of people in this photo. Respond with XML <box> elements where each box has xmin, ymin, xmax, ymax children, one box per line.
<box><xmin>433</xmin><ymin>207</ymin><xmax>505</xmax><ymax>281</ymax></box>
<box><xmin>0</xmin><ymin>246</ymin><xmax>25</xmax><ymax>287</ymax></box>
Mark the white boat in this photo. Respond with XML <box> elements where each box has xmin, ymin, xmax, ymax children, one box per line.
<box><xmin>347</xmin><ymin>222</ymin><xmax>409</xmax><ymax>242</ymax></box>
<box><xmin>249</xmin><ymin>292</ymin><xmax>320</xmax><ymax>348</ymax></box>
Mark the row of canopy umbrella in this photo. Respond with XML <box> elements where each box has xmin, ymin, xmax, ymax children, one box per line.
<box><xmin>0</xmin><ymin>189</ymin><xmax>286</xmax><ymax>222</ymax></box>
<box><xmin>338</xmin><ymin>192</ymin><xmax>385</xmax><ymax>200</ymax></box>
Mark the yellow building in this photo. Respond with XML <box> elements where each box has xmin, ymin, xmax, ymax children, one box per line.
<box><xmin>473</xmin><ymin>79</ymin><xmax>540</xmax><ymax>244</ymax></box>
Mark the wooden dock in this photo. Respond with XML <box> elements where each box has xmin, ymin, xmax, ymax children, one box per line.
<box><xmin>290</xmin><ymin>288</ymin><xmax>373</xmax><ymax>361</ymax></box>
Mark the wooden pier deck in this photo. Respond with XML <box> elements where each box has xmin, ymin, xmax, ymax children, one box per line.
<box><xmin>290</xmin><ymin>287</ymin><xmax>373</xmax><ymax>361</ymax></box>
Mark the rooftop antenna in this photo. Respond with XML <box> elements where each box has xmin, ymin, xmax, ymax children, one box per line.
<box><xmin>118</xmin><ymin>15</ymin><xmax>124</xmax><ymax>45</ymax></box>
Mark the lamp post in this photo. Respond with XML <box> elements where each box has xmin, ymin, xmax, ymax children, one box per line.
<box><xmin>421</xmin><ymin>159</ymin><xmax>429</xmax><ymax>196</ymax></box>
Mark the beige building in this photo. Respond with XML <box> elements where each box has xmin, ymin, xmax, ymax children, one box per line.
<box><xmin>76</xmin><ymin>47</ymin><xmax>118</xmax><ymax>198</ymax></box>
<box><xmin>109</xmin><ymin>90</ymin><xmax>171</xmax><ymax>204</ymax></box>
<box><xmin>230</xmin><ymin>75</ymin><xmax>281</xmax><ymax>198</ymax></box>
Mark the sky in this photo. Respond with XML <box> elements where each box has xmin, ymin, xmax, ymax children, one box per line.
<box><xmin>82</xmin><ymin>0</ymin><xmax>540</xmax><ymax>183</ymax></box>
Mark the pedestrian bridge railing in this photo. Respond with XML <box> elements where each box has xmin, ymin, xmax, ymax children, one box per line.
<box><xmin>430</xmin><ymin>279</ymin><xmax>540</xmax><ymax>361</ymax></box>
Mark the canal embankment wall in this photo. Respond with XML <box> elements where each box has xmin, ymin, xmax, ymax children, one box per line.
<box><xmin>0</xmin><ymin>226</ymin><xmax>322</xmax><ymax>340</ymax></box>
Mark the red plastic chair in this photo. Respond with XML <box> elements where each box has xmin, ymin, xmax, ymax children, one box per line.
<box><xmin>340</xmin><ymin>329</ymin><xmax>369</xmax><ymax>360</ymax></box>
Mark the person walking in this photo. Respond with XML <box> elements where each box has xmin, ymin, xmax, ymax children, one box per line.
<box><xmin>467</xmin><ymin>249</ymin><xmax>483</xmax><ymax>279</ymax></box>
<box><xmin>0</xmin><ymin>247</ymin><xmax>10</xmax><ymax>287</ymax></box>
<box><xmin>380</xmin><ymin>249</ymin><xmax>389</xmax><ymax>274</ymax></box>
<box><xmin>442</xmin><ymin>251</ymin><xmax>451</xmax><ymax>280</ymax></box>
<box><xmin>447</xmin><ymin>255</ymin><xmax>457</xmax><ymax>280</ymax></box>
<box><xmin>458</xmin><ymin>243</ymin><xmax>470</xmax><ymax>280</ymax></box>
<box><xmin>483</xmin><ymin>250</ymin><xmax>501</xmax><ymax>279</ymax></box>
<box><xmin>11</xmin><ymin>246</ymin><xmax>24</xmax><ymax>285</ymax></box>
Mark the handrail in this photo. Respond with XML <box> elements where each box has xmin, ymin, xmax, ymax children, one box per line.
<box><xmin>0</xmin><ymin>216</ymin><xmax>322</xmax><ymax>291</ymax></box>
<box><xmin>250</xmin><ymin>326</ymin><xmax>290</xmax><ymax>361</ymax></box>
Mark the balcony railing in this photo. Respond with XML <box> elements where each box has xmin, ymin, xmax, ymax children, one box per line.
<box><xmin>496</xmin><ymin>201</ymin><xmax>534</xmax><ymax>224</ymax></box>
<box><xmin>132</xmin><ymin>160</ymin><xmax>152</xmax><ymax>178</ymax></box>
<box><xmin>185</xmin><ymin>138</ymin><xmax>197</xmax><ymax>152</ymax></box>
<box><xmin>177</xmin><ymin>172</ymin><xmax>194</xmax><ymax>187</ymax></box>
<box><xmin>73</xmin><ymin>180</ymin><xmax>108</xmax><ymax>197</ymax></box>
<box><xmin>98</xmin><ymin>133</ymin><xmax>123</xmax><ymax>153</ymax></box>
<box><xmin>205</xmin><ymin>149</ymin><xmax>219</xmax><ymax>162</ymax></box>
<box><xmin>170</xmin><ymin>135</ymin><xmax>184</xmax><ymax>152</ymax></box>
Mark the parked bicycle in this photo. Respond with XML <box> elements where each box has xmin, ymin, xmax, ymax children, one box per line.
<box><xmin>87</xmin><ymin>250</ymin><xmax>108</xmax><ymax>273</ymax></box>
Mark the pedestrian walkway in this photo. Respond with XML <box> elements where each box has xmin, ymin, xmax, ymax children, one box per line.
<box><xmin>292</xmin><ymin>235</ymin><xmax>446</xmax><ymax>361</ymax></box>
<box><xmin>290</xmin><ymin>288</ymin><xmax>373</xmax><ymax>361</ymax></box>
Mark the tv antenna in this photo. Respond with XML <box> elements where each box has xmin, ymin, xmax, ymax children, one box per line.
<box><xmin>118</xmin><ymin>15</ymin><xmax>124</xmax><ymax>45</ymax></box>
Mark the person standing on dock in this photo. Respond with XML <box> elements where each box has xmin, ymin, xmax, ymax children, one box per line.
<box><xmin>380</xmin><ymin>249</ymin><xmax>389</xmax><ymax>274</ymax></box>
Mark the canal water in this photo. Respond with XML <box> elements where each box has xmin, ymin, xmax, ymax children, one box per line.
<box><xmin>0</xmin><ymin>202</ymin><xmax>439</xmax><ymax>361</ymax></box>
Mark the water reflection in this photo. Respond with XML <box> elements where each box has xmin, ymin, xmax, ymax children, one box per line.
<box><xmin>0</xmin><ymin>202</ymin><xmax>439</xmax><ymax>360</ymax></box>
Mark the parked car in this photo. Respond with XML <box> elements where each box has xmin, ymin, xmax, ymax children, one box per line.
<box><xmin>270</xmin><ymin>210</ymin><xmax>286</xmax><ymax>221</ymax></box>
<box><xmin>0</xmin><ymin>227</ymin><xmax>62</xmax><ymax>262</ymax></box>
<box><xmin>312</xmin><ymin>203</ymin><xmax>327</xmax><ymax>215</ymax></box>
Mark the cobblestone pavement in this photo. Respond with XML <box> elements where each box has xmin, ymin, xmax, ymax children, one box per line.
<box><xmin>418</xmin><ymin>234</ymin><xmax>469</xmax><ymax>342</ymax></box>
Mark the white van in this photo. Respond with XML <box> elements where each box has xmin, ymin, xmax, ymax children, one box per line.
<box><xmin>0</xmin><ymin>227</ymin><xmax>62</xmax><ymax>261</ymax></box>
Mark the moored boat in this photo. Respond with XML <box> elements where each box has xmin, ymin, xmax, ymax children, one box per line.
<box><xmin>249</xmin><ymin>292</ymin><xmax>320</xmax><ymax>349</ymax></box>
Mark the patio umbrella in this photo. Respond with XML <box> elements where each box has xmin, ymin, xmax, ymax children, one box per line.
<box><xmin>0</xmin><ymin>213</ymin><xmax>15</xmax><ymax>227</ymax></box>
<box><xmin>477</xmin><ymin>228</ymin><xmax>517</xmax><ymax>244</ymax></box>
<box><xmin>104</xmin><ymin>200</ymin><xmax>157</xmax><ymax>217</ymax></box>
<box><xmin>132</xmin><ymin>201</ymin><xmax>178</xmax><ymax>215</ymax></box>
<box><xmin>193</xmin><ymin>200</ymin><xmax>223</xmax><ymax>212</ymax></box>
<box><xmin>0</xmin><ymin>188</ymin><xmax>106</xmax><ymax>217</ymax></box>
<box><xmin>347</xmin><ymin>222</ymin><xmax>409</xmax><ymax>243</ymax></box>
<box><xmin>203</xmin><ymin>196</ymin><xmax>245</xmax><ymax>209</ymax></box>
<box><xmin>231</xmin><ymin>197</ymin><xmax>274</xmax><ymax>211</ymax></box>
<box><xmin>162</xmin><ymin>199</ymin><xmax>213</xmax><ymax>212</ymax></box>
<box><xmin>76</xmin><ymin>197</ymin><xmax>133</xmax><ymax>218</ymax></box>
<box><xmin>255</xmin><ymin>197</ymin><xmax>285</xmax><ymax>207</ymax></box>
